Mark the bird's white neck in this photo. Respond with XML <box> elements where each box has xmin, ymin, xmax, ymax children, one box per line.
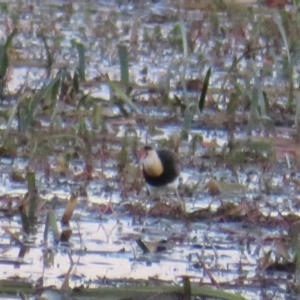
<box><xmin>142</xmin><ymin>150</ymin><xmax>163</xmax><ymax>176</ymax></box>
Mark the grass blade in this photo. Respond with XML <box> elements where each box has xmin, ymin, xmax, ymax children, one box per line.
<box><xmin>180</xmin><ymin>20</ymin><xmax>188</xmax><ymax>105</ymax></box>
<box><xmin>92</xmin><ymin>103</ymin><xmax>102</xmax><ymax>129</ymax></box>
<box><xmin>0</xmin><ymin>44</ymin><xmax>9</xmax><ymax>79</ymax></box>
<box><xmin>27</xmin><ymin>171</ymin><xmax>38</xmax><ymax>226</ymax></box>
<box><xmin>181</xmin><ymin>104</ymin><xmax>196</xmax><ymax>140</ymax></box>
<box><xmin>180</xmin><ymin>20</ymin><xmax>188</xmax><ymax>60</ymax></box>
<box><xmin>61</xmin><ymin>193</ymin><xmax>78</xmax><ymax>224</ymax></box>
<box><xmin>274</xmin><ymin>12</ymin><xmax>290</xmax><ymax>64</ymax></box>
<box><xmin>39</xmin><ymin>32</ymin><xmax>52</xmax><ymax>76</ymax></box>
<box><xmin>4</xmin><ymin>28</ymin><xmax>18</xmax><ymax>49</ymax></box>
<box><xmin>3</xmin><ymin>97</ymin><xmax>20</xmax><ymax>140</ymax></box>
<box><xmin>295</xmin><ymin>91</ymin><xmax>300</xmax><ymax>128</ymax></box>
<box><xmin>0</xmin><ymin>28</ymin><xmax>18</xmax><ymax>96</ymax></box>
<box><xmin>48</xmin><ymin>210</ymin><xmax>60</xmax><ymax>242</ymax></box>
<box><xmin>19</xmin><ymin>194</ymin><xmax>30</xmax><ymax>235</ymax></box>
<box><xmin>108</xmin><ymin>78</ymin><xmax>138</xmax><ymax>112</ymax></box>
<box><xmin>183</xmin><ymin>276</ymin><xmax>191</xmax><ymax>300</ymax></box>
<box><xmin>71</xmin><ymin>39</ymin><xmax>86</xmax><ymax>81</ymax></box>
<box><xmin>22</xmin><ymin>71</ymin><xmax>65</xmax><ymax>131</ymax></box>
<box><xmin>118</xmin><ymin>44</ymin><xmax>129</xmax><ymax>89</ymax></box>
<box><xmin>199</xmin><ymin>67</ymin><xmax>211</xmax><ymax>113</ymax></box>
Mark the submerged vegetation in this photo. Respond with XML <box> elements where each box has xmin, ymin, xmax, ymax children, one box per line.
<box><xmin>1</xmin><ymin>0</ymin><xmax>300</xmax><ymax>299</ymax></box>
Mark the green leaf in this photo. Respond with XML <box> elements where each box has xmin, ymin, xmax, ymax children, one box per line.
<box><xmin>4</xmin><ymin>97</ymin><xmax>19</xmax><ymax>139</ymax></box>
<box><xmin>48</xmin><ymin>210</ymin><xmax>60</xmax><ymax>242</ymax></box>
<box><xmin>118</xmin><ymin>44</ymin><xmax>129</xmax><ymax>88</ymax></box>
<box><xmin>109</xmin><ymin>79</ymin><xmax>138</xmax><ymax>112</ymax></box>
<box><xmin>0</xmin><ymin>46</ymin><xmax>8</xmax><ymax>77</ymax></box>
<box><xmin>262</xmin><ymin>91</ymin><xmax>270</xmax><ymax>115</ymax></box>
<box><xmin>26</xmin><ymin>171</ymin><xmax>38</xmax><ymax>228</ymax></box>
<box><xmin>199</xmin><ymin>67</ymin><xmax>211</xmax><ymax>113</ymax></box>
<box><xmin>21</xmin><ymin>71</ymin><xmax>66</xmax><ymax>131</ymax></box>
<box><xmin>4</xmin><ymin>28</ymin><xmax>18</xmax><ymax>50</ymax></box>
<box><xmin>135</xmin><ymin>239</ymin><xmax>150</xmax><ymax>254</ymax></box>
<box><xmin>180</xmin><ymin>21</ymin><xmax>188</xmax><ymax>59</ymax></box>
<box><xmin>71</xmin><ymin>39</ymin><xmax>86</xmax><ymax>81</ymax></box>
<box><xmin>227</xmin><ymin>93</ymin><xmax>238</xmax><ymax>114</ymax></box>
<box><xmin>73</xmin><ymin>70</ymin><xmax>79</xmax><ymax>93</ymax></box>
<box><xmin>193</xmin><ymin>285</ymin><xmax>247</xmax><ymax>300</ymax></box>
<box><xmin>51</xmin><ymin>77</ymin><xmax>61</xmax><ymax>104</ymax></box>
<box><xmin>0</xmin><ymin>3</ymin><xmax>8</xmax><ymax>13</ymax></box>
<box><xmin>0</xmin><ymin>28</ymin><xmax>17</xmax><ymax>78</ymax></box>
<box><xmin>92</xmin><ymin>104</ymin><xmax>102</xmax><ymax>130</ymax></box>
<box><xmin>274</xmin><ymin>12</ymin><xmax>290</xmax><ymax>64</ymax></box>
<box><xmin>39</xmin><ymin>32</ymin><xmax>52</xmax><ymax>71</ymax></box>
<box><xmin>183</xmin><ymin>276</ymin><xmax>191</xmax><ymax>299</ymax></box>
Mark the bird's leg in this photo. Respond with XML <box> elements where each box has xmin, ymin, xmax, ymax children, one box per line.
<box><xmin>146</xmin><ymin>186</ymin><xmax>151</xmax><ymax>196</ymax></box>
<box><xmin>147</xmin><ymin>186</ymin><xmax>161</xmax><ymax>202</ymax></box>
<box><xmin>175</xmin><ymin>189</ymin><xmax>185</xmax><ymax>212</ymax></box>
<box><xmin>98</xmin><ymin>194</ymin><xmax>116</xmax><ymax>218</ymax></box>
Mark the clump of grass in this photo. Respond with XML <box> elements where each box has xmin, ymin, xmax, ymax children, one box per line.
<box><xmin>153</xmin><ymin>25</ymin><xmax>163</xmax><ymax>41</ymax></box>
<box><xmin>222</xmin><ymin>139</ymin><xmax>275</xmax><ymax>168</ymax></box>
<box><xmin>188</xmin><ymin>134</ymin><xmax>203</xmax><ymax>156</ymax></box>
<box><xmin>168</xmin><ymin>23</ymin><xmax>183</xmax><ymax>48</ymax></box>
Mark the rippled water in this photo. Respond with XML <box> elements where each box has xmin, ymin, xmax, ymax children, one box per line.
<box><xmin>0</xmin><ymin>1</ymin><xmax>299</xmax><ymax>300</ymax></box>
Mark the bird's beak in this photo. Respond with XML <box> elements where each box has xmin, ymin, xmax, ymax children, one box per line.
<box><xmin>138</xmin><ymin>148</ymin><xmax>147</xmax><ymax>161</ymax></box>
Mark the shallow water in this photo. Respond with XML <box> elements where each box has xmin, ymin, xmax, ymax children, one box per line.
<box><xmin>0</xmin><ymin>1</ymin><xmax>299</xmax><ymax>300</ymax></box>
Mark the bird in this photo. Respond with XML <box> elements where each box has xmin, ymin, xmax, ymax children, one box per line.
<box><xmin>138</xmin><ymin>145</ymin><xmax>184</xmax><ymax>209</ymax></box>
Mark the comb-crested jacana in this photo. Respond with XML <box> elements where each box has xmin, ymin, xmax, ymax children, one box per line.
<box><xmin>139</xmin><ymin>145</ymin><xmax>184</xmax><ymax>209</ymax></box>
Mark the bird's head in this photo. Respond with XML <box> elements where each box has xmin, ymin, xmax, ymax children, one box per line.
<box><xmin>138</xmin><ymin>145</ymin><xmax>163</xmax><ymax>176</ymax></box>
<box><xmin>138</xmin><ymin>145</ymin><xmax>153</xmax><ymax>161</ymax></box>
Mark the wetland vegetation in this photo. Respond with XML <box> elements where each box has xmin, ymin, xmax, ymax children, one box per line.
<box><xmin>0</xmin><ymin>0</ymin><xmax>300</xmax><ymax>299</ymax></box>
